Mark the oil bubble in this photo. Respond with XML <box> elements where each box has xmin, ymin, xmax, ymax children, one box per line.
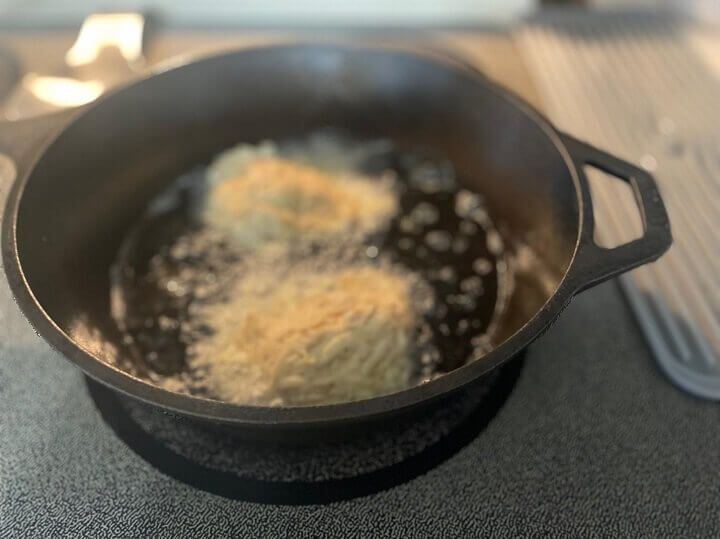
<box><xmin>425</xmin><ymin>230</ymin><xmax>452</xmax><ymax>252</ymax></box>
<box><xmin>473</xmin><ymin>258</ymin><xmax>493</xmax><ymax>275</ymax></box>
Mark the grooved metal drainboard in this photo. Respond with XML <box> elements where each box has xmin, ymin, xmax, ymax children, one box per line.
<box><xmin>516</xmin><ymin>13</ymin><xmax>720</xmax><ymax>398</ymax></box>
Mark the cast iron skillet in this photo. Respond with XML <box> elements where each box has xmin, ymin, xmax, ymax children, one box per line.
<box><xmin>0</xmin><ymin>44</ymin><xmax>671</xmax><ymax>439</ymax></box>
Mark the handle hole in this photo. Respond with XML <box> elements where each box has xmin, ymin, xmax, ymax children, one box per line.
<box><xmin>584</xmin><ymin>165</ymin><xmax>644</xmax><ymax>248</ymax></box>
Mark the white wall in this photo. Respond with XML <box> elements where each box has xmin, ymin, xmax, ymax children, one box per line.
<box><xmin>0</xmin><ymin>0</ymin><xmax>534</xmax><ymax>27</ymax></box>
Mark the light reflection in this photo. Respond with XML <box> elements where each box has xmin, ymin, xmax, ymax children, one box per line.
<box><xmin>65</xmin><ymin>13</ymin><xmax>145</xmax><ymax>67</ymax></box>
<box><xmin>23</xmin><ymin>74</ymin><xmax>104</xmax><ymax>107</ymax></box>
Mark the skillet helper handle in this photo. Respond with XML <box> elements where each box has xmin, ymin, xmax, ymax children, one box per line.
<box><xmin>562</xmin><ymin>134</ymin><xmax>672</xmax><ymax>292</ymax></box>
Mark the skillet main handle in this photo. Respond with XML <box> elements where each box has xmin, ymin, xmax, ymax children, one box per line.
<box><xmin>562</xmin><ymin>134</ymin><xmax>672</xmax><ymax>293</ymax></box>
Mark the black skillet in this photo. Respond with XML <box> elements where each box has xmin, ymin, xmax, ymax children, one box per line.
<box><xmin>0</xmin><ymin>44</ymin><xmax>671</xmax><ymax>441</ymax></box>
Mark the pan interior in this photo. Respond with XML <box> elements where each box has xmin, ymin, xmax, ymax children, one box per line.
<box><xmin>12</xmin><ymin>46</ymin><xmax>579</xmax><ymax>402</ymax></box>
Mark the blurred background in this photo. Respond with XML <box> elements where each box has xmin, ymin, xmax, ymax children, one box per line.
<box><xmin>0</xmin><ymin>0</ymin><xmax>718</xmax><ymax>27</ymax></box>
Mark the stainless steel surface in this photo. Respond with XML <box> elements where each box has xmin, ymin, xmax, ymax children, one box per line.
<box><xmin>518</xmin><ymin>12</ymin><xmax>720</xmax><ymax>398</ymax></box>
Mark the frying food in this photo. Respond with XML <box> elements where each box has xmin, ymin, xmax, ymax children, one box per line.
<box><xmin>110</xmin><ymin>135</ymin><xmax>505</xmax><ymax>407</ymax></box>
<box><xmin>188</xmin><ymin>266</ymin><xmax>415</xmax><ymax>406</ymax></box>
<box><xmin>202</xmin><ymin>144</ymin><xmax>396</xmax><ymax>248</ymax></box>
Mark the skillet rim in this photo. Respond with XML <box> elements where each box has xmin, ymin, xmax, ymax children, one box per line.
<box><xmin>1</xmin><ymin>42</ymin><xmax>586</xmax><ymax>427</ymax></box>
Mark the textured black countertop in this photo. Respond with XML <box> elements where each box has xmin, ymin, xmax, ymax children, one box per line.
<box><xmin>3</xmin><ymin>250</ymin><xmax>720</xmax><ymax>537</ymax></box>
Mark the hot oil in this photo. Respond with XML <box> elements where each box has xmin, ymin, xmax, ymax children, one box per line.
<box><xmin>110</xmin><ymin>136</ymin><xmax>508</xmax><ymax>397</ymax></box>
<box><xmin>110</xmin><ymin>170</ymin><xmax>240</xmax><ymax>381</ymax></box>
<box><xmin>363</xmin><ymin>152</ymin><xmax>503</xmax><ymax>377</ymax></box>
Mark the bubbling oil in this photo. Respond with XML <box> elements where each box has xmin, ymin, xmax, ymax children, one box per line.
<box><xmin>110</xmin><ymin>132</ymin><xmax>511</xmax><ymax>403</ymax></box>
